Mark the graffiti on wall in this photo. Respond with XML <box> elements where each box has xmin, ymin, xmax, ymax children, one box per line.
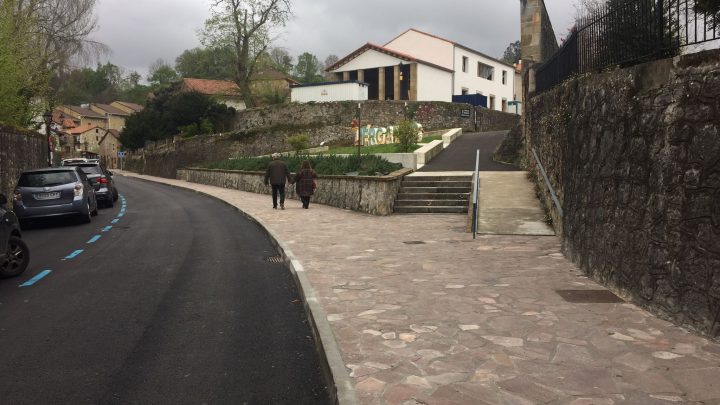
<box><xmin>351</xmin><ymin>119</ymin><xmax>423</xmax><ymax>146</ymax></box>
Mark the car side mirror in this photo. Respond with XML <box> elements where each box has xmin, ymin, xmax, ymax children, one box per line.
<box><xmin>0</xmin><ymin>194</ymin><xmax>6</xmax><ymax>205</ymax></box>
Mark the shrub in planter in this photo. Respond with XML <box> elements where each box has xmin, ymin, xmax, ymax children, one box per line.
<box><xmin>395</xmin><ymin>119</ymin><xmax>418</xmax><ymax>152</ymax></box>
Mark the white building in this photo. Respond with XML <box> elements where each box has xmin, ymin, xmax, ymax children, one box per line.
<box><xmin>325</xmin><ymin>28</ymin><xmax>516</xmax><ymax>112</ymax></box>
<box><xmin>291</xmin><ymin>81</ymin><xmax>368</xmax><ymax>103</ymax></box>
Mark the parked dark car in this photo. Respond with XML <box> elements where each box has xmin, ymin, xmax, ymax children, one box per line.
<box><xmin>13</xmin><ymin>167</ymin><xmax>98</xmax><ymax>226</ymax></box>
<box><xmin>0</xmin><ymin>193</ymin><xmax>29</xmax><ymax>277</ymax></box>
<box><xmin>62</xmin><ymin>162</ymin><xmax>118</xmax><ymax>207</ymax></box>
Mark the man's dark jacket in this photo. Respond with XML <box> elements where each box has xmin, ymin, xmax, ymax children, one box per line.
<box><xmin>264</xmin><ymin>159</ymin><xmax>292</xmax><ymax>185</ymax></box>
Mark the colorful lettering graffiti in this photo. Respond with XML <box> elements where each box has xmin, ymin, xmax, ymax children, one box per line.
<box><xmin>352</xmin><ymin>121</ymin><xmax>423</xmax><ymax>146</ymax></box>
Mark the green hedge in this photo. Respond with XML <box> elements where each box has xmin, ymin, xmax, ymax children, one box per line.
<box><xmin>203</xmin><ymin>154</ymin><xmax>403</xmax><ymax>176</ymax></box>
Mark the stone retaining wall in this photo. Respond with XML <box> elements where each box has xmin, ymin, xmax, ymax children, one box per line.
<box><xmin>524</xmin><ymin>49</ymin><xmax>720</xmax><ymax>338</ymax></box>
<box><xmin>177</xmin><ymin>167</ymin><xmax>413</xmax><ymax>215</ymax></box>
<box><xmin>125</xmin><ymin>101</ymin><xmax>519</xmax><ymax>179</ymax></box>
<box><xmin>0</xmin><ymin>125</ymin><xmax>47</xmax><ymax>200</ymax></box>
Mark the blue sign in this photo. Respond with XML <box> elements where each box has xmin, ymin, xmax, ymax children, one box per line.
<box><xmin>117</xmin><ymin>151</ymin><xmax>126</xmax><ymax>158</ymax></box>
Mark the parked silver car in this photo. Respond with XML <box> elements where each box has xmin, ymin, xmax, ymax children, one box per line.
<box><xmin>0</xmin><ymin>193</ymin><xmax>29</xmax><ymax>277</ymax></box>
<box><xmin>13</xmin><ymin>167</ymin><xmax>98</xmax><ymax>226</ymax></box>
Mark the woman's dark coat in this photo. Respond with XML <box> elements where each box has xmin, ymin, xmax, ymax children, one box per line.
<box><xmin>294</xmin><ymin>168</ymin><xmax>317</xmax><ymax>197</ymax></box>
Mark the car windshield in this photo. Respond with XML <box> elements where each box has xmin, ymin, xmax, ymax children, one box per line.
<box><xmin>66</xmin><ymin>164</ymin><xmax>103</xmax><ymax>175</ymax></box>
<box><xmin>18</xmin><ymin>171</ymin><xmax>77</xmax><ymax>187</ymax></box>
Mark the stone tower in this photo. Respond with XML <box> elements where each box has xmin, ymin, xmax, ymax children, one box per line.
<box><xmin>520</xmin><ymin>0</ymin><xmax>559</xmax><ymax>63</ymax></box>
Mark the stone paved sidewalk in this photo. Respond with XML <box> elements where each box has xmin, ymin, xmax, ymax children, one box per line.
<box><xmin>118</xmin><ymin>171</ymin><xmax>720</xmax><ymax>405</ymax></box>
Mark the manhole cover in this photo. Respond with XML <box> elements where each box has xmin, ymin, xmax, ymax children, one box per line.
<box><xmin>265</xmin><ymin>256</ymin><xmax>284</xmax><ymax>263</ymax></box>
<box><xmin>556</xmin><ymin>289</ymin><xmax>624</xmax><ymax>303</ymax></box>
<box><xmin>403</xmin><ymin>241</ymin><xmax>426</xmax><ymax>245</ymax></box>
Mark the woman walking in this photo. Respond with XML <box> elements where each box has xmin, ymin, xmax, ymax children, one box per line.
<box><xmin>294</xmin><ymin>160</ymin><xmax>317</xmax><ymax>209</ymax></box>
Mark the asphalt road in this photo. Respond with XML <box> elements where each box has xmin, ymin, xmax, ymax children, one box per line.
<box><xmin>0</xmin><ymin>175</ymin><xmax>329</xmax><ymax>404</ymax></box>
<box><xmin>418</xmin><ymin>130</ymin><xmax>521</xmax><ymax>172</ymax></box>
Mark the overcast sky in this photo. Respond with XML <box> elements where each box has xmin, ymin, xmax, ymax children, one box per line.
<box><xmin>92</xmin><ymin>0</ymin><xmax>579</xmax><ymax>79</ymax></box>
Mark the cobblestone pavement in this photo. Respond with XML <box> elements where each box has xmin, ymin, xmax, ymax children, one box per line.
<box><xmin>118</xmin><ymin>171</ymin><xmax>720</xmax><ymax>405</ymax></box>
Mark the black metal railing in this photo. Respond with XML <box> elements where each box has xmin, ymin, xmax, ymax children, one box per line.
<box><xmin>536</xmin><ymin>0</ymin><xmax>719</xmax><ymax>93</ymax></box>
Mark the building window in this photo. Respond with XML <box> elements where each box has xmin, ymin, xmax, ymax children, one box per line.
<box><xmin>502</xmin><ymin>98</ymin><xmax>508</xmax><ymax>112</ymax></box>
<box><xmin>478</xmin><ymin>62</ymin><xmax>494</xmax><ymax>80</ymax></box>
<box><xmin>502</xmin><ymin>70</ymin><xmax>507</xmax><ymax>85</ymax></box>
<box><xmin>461</xmin><ymin>87</ymin><xmax>469</xmax><ymax>95</ymax></box>
<box><xmin>462</xmin><ymin>56</ymin><xmax>468</xmax><ymax>73</ymax></box>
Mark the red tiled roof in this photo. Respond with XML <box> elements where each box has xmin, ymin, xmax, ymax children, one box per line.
<box><xmin>182</xmin><ymin>78</ymin><xmax>242</xmax><ymax>97</ymax></box>
<box><xmin>69</xmin><ymin>125</ymin><xmax>99</xmax><ymax>135</ymax></box>
<box><xmin>62</xmin><ymin>105</ymin><xmax>106</xmax><ymax>119</ymax></box>
<box><xmin>113</xmin><ymin>101</ymin><xmax>144</xmax><ymax>113</ymax></box>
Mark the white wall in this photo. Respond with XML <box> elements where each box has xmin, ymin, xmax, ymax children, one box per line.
<box><xmin>453</xmin><ymin>48</ymin><xmax>515</xmax><ymax>112</ymax></box>
<box><xmin>416</xmin><ymin>64</ymin><xmax>452</xmax><ymax>102</ymax></box>
<box><xmin>331</xmin><ymin>49</ymin><xmax>402</xmax><ymax>72</ymax></box>
<box><xmin>384</xmin><ymin>30</ymin><xmax>454</xmax><ymax>70</ymax></box>
<box><xmin>291</xmin><ymin>82</ymin><xmax>368</xmax><ymax>103</ymax></box>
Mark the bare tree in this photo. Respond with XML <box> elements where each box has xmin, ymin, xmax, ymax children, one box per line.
<box><xmin>201</xmin><ymin>0</ymin><xmax>292</xmax><ymax>108</ymax></box>
<box><xmin>2</xmin><ymin>0</ymin><xmax>106</xmax><ymax>122</ymax></box>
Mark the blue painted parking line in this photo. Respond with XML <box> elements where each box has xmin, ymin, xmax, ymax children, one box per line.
<box><xmin>63</xmin><ymin>249</ymin><xmax>84</xmax><ymax>260</ymax></box>
<box><xmin>19</xmin><ymin>269</ymin><xmax>52</xmax><ymax>287</ymax></box>
<box><xmin>117</xmin><ymin>213</ymin><xmax>124</xmax><ymax>218</ymax></box>
<box><xmin>102</xmin><ymin>226</ymin><xmax>113</xmax><ymax>232</ymax></box>
<box><xmin>111</xmin><ymin>219</ymin><xmax>119</xmax><ymax>224</ymax></box>
<box><xmin>87</xmin><ymin>235</ymin><xmax>101</xmax><ymax>244</ymax></box>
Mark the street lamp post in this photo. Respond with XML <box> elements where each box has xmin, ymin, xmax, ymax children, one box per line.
<box><xmin>43</xmin><ymin>111</ymin><xmax>53</xmax><ymax>166</ymax></box>
<box><xmin>357</xmin><ymin>102</ymin><xmax>362</xmax><ymax>158</ymax></box>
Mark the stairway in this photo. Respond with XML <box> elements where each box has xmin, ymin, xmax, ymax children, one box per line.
<box><xmin>393</xmin><ymin>175</ymin><xmax>472</xmax><ymax>214</ymax></box>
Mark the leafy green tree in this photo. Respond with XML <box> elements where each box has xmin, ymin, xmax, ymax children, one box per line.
<box><xmin>175</xmin><ymin>46</ymin><xmax>236</xmax><ymax>80</ymax></box>
<box><xmin>120</xmin><ymin>86</ymin><xmax>235</xmax><ymax>149</ymax></box>
<box><xmin>148</xmin><ymin>59</ymin><xmax>179</xmax><ymax>88</ymax></box>
<box><xmin>294</xmin><ymin>52</ymin><xmax>322</xmax><ymax>83</ymax></box>
<box><xmin>501</xmin><ymin>41</ymin><xmax>521</xmax><ymax>64</ymax></box>
<box><xmin>287</xmin><ymin>134</ymin><xmax>309</xmax><ymax>155</ymax></box>
<box><xmin>269</xmin><ymin>47</ymin><xmax>294</xmax><ymax>74</ymax></box>
<box><xmin>200</xmin><ymin>0</ymin><xmax>292</xmax><ymax>108</ymax></box>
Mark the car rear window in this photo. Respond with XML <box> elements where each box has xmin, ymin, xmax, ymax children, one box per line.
<box><xmin>18</xmin><ymin>171</ymin><xmax>78</xmax><ymax>187</ymax></box>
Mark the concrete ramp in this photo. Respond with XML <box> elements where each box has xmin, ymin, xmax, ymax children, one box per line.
<box><xmin>476</xmin><ymin>171</ymin><xmax>555</xmax><ymax>235</ymax></box>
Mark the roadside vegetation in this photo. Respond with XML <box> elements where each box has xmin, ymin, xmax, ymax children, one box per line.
<box><xmin>314</xmin><ymin>134</ymin><xmax>443</xmax><ymax>155</ymax></box>
<box><xmin>203</xmin><ymin>155</ymin><xmax>403</xmax><ymax>176</ymax></box>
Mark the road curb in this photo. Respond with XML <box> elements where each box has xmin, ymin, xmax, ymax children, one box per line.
<box><xmin>118</xmin><ymin>173</ymin><xmax>358</xmax><ymax>405</ymax></box>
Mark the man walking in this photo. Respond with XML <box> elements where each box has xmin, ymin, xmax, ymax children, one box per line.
<box><xmin>264</xmin><ymin>153</ymin><xmax>293</xmax><ymax>209</ymax></box>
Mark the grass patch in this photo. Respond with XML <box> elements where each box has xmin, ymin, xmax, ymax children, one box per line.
<box><xmin>203</xmin><ymin>154</ymin><xmax>403</xmax><ymax>176</ymax></box>
<box><xmin>318</xmin><ymin>144</ymin><xmax>421</xmax><ymax>154</ymax></box>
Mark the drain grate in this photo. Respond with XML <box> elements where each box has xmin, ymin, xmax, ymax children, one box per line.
<box><xmin>556</xmin><ymin>289</ymin><xmax>624</xmax><ymax>303</ymax></box>
<box><xmin>403</xmin><ymin>241</ymin><xmax>426</xmax><ymax>245</ymax></box>
<box><xmin>265</xmin><ymin>256</ymin><xmax>284</xmax><ymax>263</ymax></box>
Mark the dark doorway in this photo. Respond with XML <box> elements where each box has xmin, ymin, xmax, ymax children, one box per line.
<box><xmin>365</xmin><ymin>68</ymin><xmax>379</xmax><ymax>100</ymax></box>
<box><xmin>384</xmin><ymin>66</ymin><xmax>395</xmax><ymax>100</ymax></box>
<box><xmin>399</xmin><ymin>64</ymin><xmax>410</xmax><ymax>100</ymax></box>
<box><xmin>349</xmin><ymin>71</ymin><xmax>358</xmax><ymax>81</ymax></box>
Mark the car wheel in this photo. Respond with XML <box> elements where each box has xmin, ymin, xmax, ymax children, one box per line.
<box><xmin>81</xmin><ymin>201</ymin><xmax>92</xmax><ymax>223</ymax></box>
<box><xmin>113</xmin><ymin>189</ymin><xmax>119</xmax><ymax>202</ymax></box>
<box><xmin>0</xmin><ymin>236</ymin><xmax>30</xmax><ymax>278</ymax></box>
<box><xmin>91</xmin><ymin>200</ymin><xmax>98</xmax><ymax>217</ymax></box>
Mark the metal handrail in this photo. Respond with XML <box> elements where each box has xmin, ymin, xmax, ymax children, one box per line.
<box><xmin>531</xmin><ymin>148</ymin><xmax>563</xmax><ymax>218</ymax></box>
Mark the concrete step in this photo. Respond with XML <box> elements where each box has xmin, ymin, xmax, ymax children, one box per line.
<box><xmin>401</xmin><ymin>180</ymin><xmax>472</xmax><ymax>188</ymax></box>
<box><xmin>400</xmin><ymin>187</ymin><xmax>470</xmax><ymax>194</ymax></box>
<box><xmin>394</xmin><ymin>206</ymin><xmax>468</xmax><ymax>214</ymax></box>
<box><xmin>395</xmin><ymin>199</ymin><xmax>468</xmax><ymax>207</ymax></box>
<box><xmin>396</xmin><ymin>193</ymin><xmax>469</xmax><ymax>200</ymax></box>
<box><xmin>405</xmin><ymin>176</ymin><xmax>473</xmax><ymax>182</ymax></box>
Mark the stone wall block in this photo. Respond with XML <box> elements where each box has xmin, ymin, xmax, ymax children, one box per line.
<box><xmin>523</xmin><ymin>49</ymin><xmax>720</xmax><ymax>337</ymax></box>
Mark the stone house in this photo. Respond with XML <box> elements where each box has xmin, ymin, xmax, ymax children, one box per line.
<box><xmin>57</xmin><ymin>105</ymin><xmax>107</xmax><ymax>130</ymax></box>
<box><xmin>98</xmin><ymin>129</ymin><xmax>122</xmax><ymax>168</ymax></box>
<box><xmin>68</xmin><ymin>124</ymin><xmax>103</xmax><ymax>157</ymax></box>
<box><xmin>250</xmin><ymin>68</ymin><xmax>299</xmax><ymax>103</ymax></box>
<box><xmin>326</xmin><ymin>28</ymin><xmax>516</xmax><ymax>111</ymax></box>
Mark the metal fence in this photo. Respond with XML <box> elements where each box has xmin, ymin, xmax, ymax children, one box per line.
<box><xmin>536</xmin><ymin>0</ymin><xmax>719</xmax><ymax>93</ymax></box>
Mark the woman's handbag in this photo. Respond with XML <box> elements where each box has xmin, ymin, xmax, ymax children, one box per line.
<box><xmin>312</xmin><ymin>179</ymin><xmax>317</xmax><ymax>191</ymax></box>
